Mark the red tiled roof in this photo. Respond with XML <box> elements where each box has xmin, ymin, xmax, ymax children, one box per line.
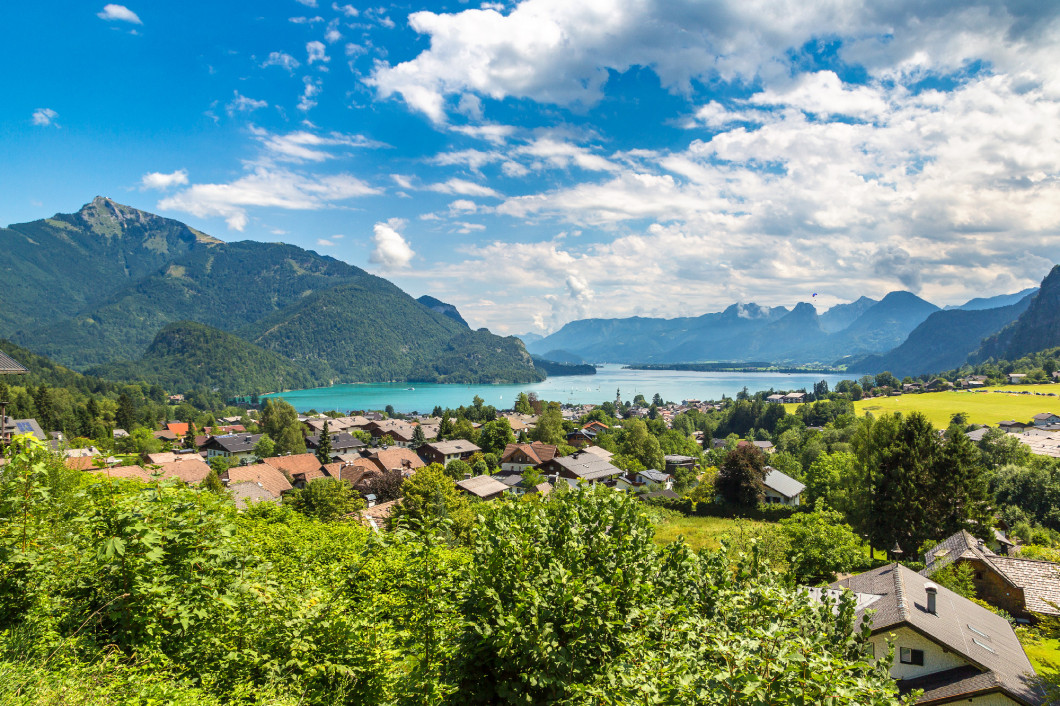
<box><xmin>155</xmin><ymin>458</ymin><xmax>213</xmax><ymax>484</ymax></box>
<box><xmin>223</xmin><ymin>463</ymin><xmax>292</xmax><ymax>498</ymax></box>
<box><xmin>370</xmin><ymin>447</ymin><xmax>424</xmax><ymax>473</ymax></box>
<box><xmin>64</xmin><ymin>456</ymin><xmax>100</xmax><ymax>471</ymax></box>
<box><xmin>262</xmin><ymin>454</ymin><xmax>326</xmax><ymax>481</ymax></box>
<box><xmin>166</xmin><ymin>423</ymin><xmax>190</xmax><ymax>436</ymax></box>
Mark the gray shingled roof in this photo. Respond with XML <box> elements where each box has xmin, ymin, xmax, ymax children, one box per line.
<box><xmin>763</xmin><ymin>467</ymin><xmax>805</xmax><ymax>499</ymax></box>
<box><xmin>456</xmin><ymin>474</ymin><xmax>508</xmax><ymax>498</ymax></box>
<box><xmin>549</xmin><ymin>453</ymin><xmax>623</xmax><ymax>481</ymax></box>
<box><xmin>638</xmin><ymin>469</ymin><xmax>671</xmax><ymax>483</ymax></box>
<box><xmin>424</xmin><ymin>439</ymin><xmax>481</xmax><ymax>455</ymax></box>
<box><xmin>830</xmin><ymin>563</ymin><xmax>1042</xmax><ymax>705</ymax></box>
<box><xmin>207</xmin><ymin>433</ymin><xmax>262</xmax><ymax>453</ymax></box>
<box><xmin>0</xmin><ymin>351</ymin><xmax>28</xmax><ymax>375</ymax></box>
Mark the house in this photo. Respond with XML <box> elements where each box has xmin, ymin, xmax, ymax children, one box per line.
<box><xmin>579</xmin><ymin>445</ymin><xmax>614</xmax><ymax>460</ymax></box>
<box><xmin>167</xmin><ymin>394</ymin><xmax>185</xmax><ymax>403</ymax></box>
<box><xmin>538</xmin><ymin>451</ymin><xmax>624</xmax><ymax>486</ymax></box>
<box><xmin>499</xmin><ymin>441</ymin><xmax>558</xmax><ymax>473</ymax></box>
<box><xmin>925</xmin><ymin>378</ymin><xmax>953</xmax><ymax>391</ymax></box>
<box><xmin>364</xmin><ymin>446</ymin><xmax>425</xmax><ymax>474</ymax></box>
<box><xmin>566</xmin><ymin>428</ymin><xmax>597</xmax><ymax>448</ymax></box>
<box><xmin>2</xmin><ymin>416</ymin><xmax>46</xmax><ymax>442</ymax></box>
<box><xmin>999</xmin><ymin>420</ymin><xmax>1031</xmax><ymax>433</ymax></box>
<box><xmin>153</xmin><ymin>458</ymin><xmax>213</xmax><ymax>485</ymax></box>
<box><xmin>1009</xmin><ymin>373</ymin><xmax>1028</xmax><ymax>384</ymax></box>
<box><xmin>616</xmin><ymin>469</ymin><xmax>674</xmax><ymax>492</ymax></box>
<box><xmin>824</xmin><ymin>563</ymin><xmax>1042</xmax><ymax>704</ymax></box>
<box><xmin>762</xmin><ymin>466</ymin><xmax>804</xmax><ymax>506</ymax></box>
<box><xmin>112</xmin><ymin>428</ymin><xmax>129</xmax><ymax>439</ymax></box>
<box><xmin>766</xmin><ymin>393</ymin><xmax>785</xmax><ymax>404</ymax></box>
<box><xmin>965</xmin><ymin>427</ymin><xmax>991</xmax><ymax>443</ymax></box>
<box><xmin>222</xmin><ymin>463</ymin><xmax>292</xmax><ymax>503</ymax></box>
<box><xmin>1032</xmin><ymin>412</ymin><xmax>1060</xmax><ymax>427</ymax></box>
<box><xmin>663</xmin><ymin>455</ymin><xmax>697</xmax><ymax>474</ymax></box>
<box><xmin>923</xmin><ymin>530</ymin><xmax>1060</xmax><ymax>623</ymax></box>
<box><xmin>166</xmin><ymin>422</ymin><xmax>190</xmax><ymax>437</ymax></box>
<box><xmin>582</xmin><ymin>420</ymin><xmax>610</xmax><ymax>434</ymax></box>
<box><xmin>419</xmin><ymin>439</ymin><xmax>481</xmax><ymax>467</ymax></box>
<box><xmin>365</xmin><ymin>419</ymin><xmax>417</xmax><ymax>446</ymax></box>
<box><xmin>305</xmin><ymin>431</ymin><xmax>366</xmax><ymax>458</ymax></box>
<box><xmin>261</xmin><ymin>454</ymin><xmax>327</xmax><ymax>488</ymax></box>
<box><xmin>203</xmin><ymin>433</ymin><xmax>263</xmax><ymax>465</ymax></box>
<box><xmin>456</xmin><ymin>474</ymin><xmax>509</xmax><ymax>501</ymax></box>
<box><xmin>360</xmin><ymin>498</ymin><xmax>399</xmax><ymax>532</ymax></box>
<box><xmin>781</xmin><ymin>392</ymin><xmax>806</xmax><ymax>404</ymax></box>
<box><xmin>737</xmin><ymin>439</ymin><xmax>775</xmax><ymax>454</ymax></box>
<box><xmin>153</xmin><ymin>429</ymin><xmax>178</xmax><ymax>442</ymax></box>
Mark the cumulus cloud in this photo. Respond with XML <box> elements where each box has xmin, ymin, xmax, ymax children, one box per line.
<box><xmin>306</xmin><ymin>40</ymin><xmax>329</xmax><ymax>64</ymax></box>
<box><xmin>299</xmin><ymin>76</ymin><xmax>322</xmax><ymax>111</ymax></box>
<box><xmin>158</xmin><ymin>166</ymin><xmax>380</xmax><ymax>231</ymax></box>
<box><xmin>97</xmin><ymin>4</ymin><xmax>141</xmax><ymax>24</ymax></box>
<box><xmin>140</xmin><ymin>169</ymin><xmax>189</xmax><ymax>190</ymax></box>
<box><xmin>316</xmin><ymin>234</ymin><xmax>343</xmax><ymax>246</ymax></box>
<box><xmin>31</xmin><ymin>108</ymin><xmax>58</xmax><ymax>126</ymax></box>
<box><xmin>333</xmin><ymin>3</ymin><xmax>358</xmax><ymax>17</ymax></box>
<box><xmin>370</xmin><ymin>219</ymin><xmax>415</xmax><ymax>268</ymax></box>
<box><xmin>227</xmin><ymin>91</ymin><xmax>268</xmax><ymax>115</ymax></box>
<box><xmin>262</xmin><ymin>51</ymin><xmax>300</xmax><ymax>71</ymax></box>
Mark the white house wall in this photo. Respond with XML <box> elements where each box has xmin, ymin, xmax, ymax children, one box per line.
<box><xmin>870</xmin><ymin>626</ymin><xmax>971</xmax><ymax>680</ymax></box>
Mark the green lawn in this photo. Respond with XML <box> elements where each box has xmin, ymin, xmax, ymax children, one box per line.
<box><xmin>650</xmin><ymin>514</ymin><xmax>769</xmax><ymax>552</ymax></box>
<box><xmin>851</xmin><ymin>389</ymin><xmax>1060</xmax><ymax>428</ymax></box>
<box><xmin>1022</xmin><ymin>635</ymin><xmax>1060</xmax><ymax>673</ymax></box>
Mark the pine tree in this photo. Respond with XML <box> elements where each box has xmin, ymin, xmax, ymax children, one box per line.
<box><xmin>439</xmin><ymin>410</ymin><xmax>454</xmax><ymax>440</ymax></box>
<box><xmin>411</xmin><ymin>423</ymin><xmax>427</xmax><ymax>449</ymax></box>
<box><xmin>203</xmin><ymin>468</ymin><xmax>225</xmax><ymax>494</ymax></box>
<box><xmin>316</xmin><ymin>419</ymin><xmax>333</xmax><ymax>463</ymax></box>
<box><xmin>116</xmin><ymin>392</ymin><xmax>135</xmax><ymax>432</ymax></box>
<box><xmin>184</xmin><ymin>422</ymin><xmax>197</xmax><ymax>450</ymax></box>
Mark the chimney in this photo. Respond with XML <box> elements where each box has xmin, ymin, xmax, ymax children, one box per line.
<box><xmin>925</xmin><ymin>582</ymin><xmax>938</xmax><ymax>615</ymax></box>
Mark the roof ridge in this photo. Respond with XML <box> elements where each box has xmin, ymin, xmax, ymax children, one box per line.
<box><xmin>893</xmin><ymin>563</ymin><xmax>909</xmax><ymax>620</ymax></box>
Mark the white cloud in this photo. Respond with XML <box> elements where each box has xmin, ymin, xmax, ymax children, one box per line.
<box><xmin>227</xmin><ymin>91</ymin><xmax>268</xmax><ymax>115</ymax></box>
<box><xmin>299</xmin><ymin>76</ymin><xmax>322</xmax><ymax>111</ymax></box>
<box><xmin>427</xmin><ymin>178</ymin><xmax>501</xmax><ymax>198</ymax></box>
<box><xmin>325</xmin><ymin>28</ymin><xmax>342</xmax><ymax>43</ymax></box>
<box><xmin>333</xmin><ymin>3</ymin><xmax>358</xmax><ymax>17</ymax></box>
<box><xmin>97</xmin><ymin>4</ymin><xmax>141</xmax><ymax>24</ymax></box>
<box><xmin>158</xmin><ymin>166</ymin><xmax>380</xmax><ymax>231</ymax></box>
<box><xmin>306</xmin><ymin>40</ymin><xmax>329</xmax><ymax>64</ymax></box>
<box><xmin>450</xmin><ymin>123</ymin><xmax>516</xmax><ymax>144</ymax></box>
<box><xmin>252</xmin><ymin>127</ymin><xmax>382</xmax><ymax>162</ymax></box>
<box><xmin>262</xmin><ymin>51</ymin><xmax>300</xmax><ymax>72</ymax></box>
<box><xmin>296</xmin><ymin>0</ymin><xmax>318</xmax><ymax>6</ymax></box>
<box><xmin>140</xmin><ymin>169</ymin><xmax>189</xmax><ymax>190</ymax></box>
<box><xmin>316</xmin><ymin>234</ymin><xmax>343</xmax><ymax>246</ymax></box>
<box><xmin>31</xmin><ymin>108</ymin><xmax>58</xmax><ymax>126</ymax></box>
<box><xmin>370</xmin><ymin>219</ymin><xmax>415</xmax><ymax>268</ymax></box>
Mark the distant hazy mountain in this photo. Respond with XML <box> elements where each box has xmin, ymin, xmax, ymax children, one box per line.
<box><xmin>856</xmin><ymin>295</ymin><xmax>1033</xmax><ymax>376</ymax></box>
<box><xmin>2</xmin><ymin>198</ymin><xmax>541</xmax><ymax>388</ymax></box>
<box><xmin>538</xmin><ymin>349</ymin><xmax>585</xmax><ymax>364</ymax></box>
<box><xmin>526</xmin><ymin>291</ymin><xmax>939</xmax><ymax>365</ymax></box>
<box><xmin>945</xmin><ymin>288</ymin><xmax>1038</xmax><ymax>311</ymax></box>
<box><xmin>417</xmin><ymin>295</ymin><xmax>470</xmax><ymax>328</ymax></box>
<box><xmin>975</xmin><ymin>267</ymin><xmax>1060</xmax><ymax>362</ymax></box>
<box><xmin>517</xmin><ymin>332</ymin><xmax>544</xmax><ymax>345</ymax></box>
<box><xmin>819</xmin><ymin>296</ymin><xmax>878</xmax><ymax>333</ymax></box>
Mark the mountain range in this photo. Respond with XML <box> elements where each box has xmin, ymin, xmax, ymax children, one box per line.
<box><xmin>524</xmin><ymin>278</ymin><xmax>1057</xmax><ymax>378</ymax></box>
<box><xmin>1</xmin><ymin>198</ymin><xmax>542</xmax><ymax>393</ymax></box>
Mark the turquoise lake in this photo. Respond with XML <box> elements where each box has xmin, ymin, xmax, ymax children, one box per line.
<box><xmin>263</xmin><ymin>365</ymin><xmax>859</xmax><ymax>414</ymax></box>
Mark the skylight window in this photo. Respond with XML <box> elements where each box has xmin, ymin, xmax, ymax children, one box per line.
<box><xmin>968</xmin><ymin>625</ymin><xmax>991</xmax><ymax>640</ymax></box>
<box><xmin>972</xmin><ymin>638</ymin><xmax>996</xmax><ymax>653</ymax></box>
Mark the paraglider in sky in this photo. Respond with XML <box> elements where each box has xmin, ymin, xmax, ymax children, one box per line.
<box><xmin>812</xmin><ymin>292</ymin><xmax>818</xmax><ymax>298</ymax></box>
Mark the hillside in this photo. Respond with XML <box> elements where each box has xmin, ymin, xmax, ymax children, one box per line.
<box><xmin>855</xmin><ymin>295</ymin><xmax>1032</xmax><ymax>376</ymax></box>
<box><xmin>946</xmin><ymin>288</ymin><xmax>1038</xmax><ymax>311</ymax></box>
<box><xmin>90</xmin><ymin>321</ymin><xmax>317</xmax><ymax>395</ymax></box>
<box><xmin>3</xmin><ymin>198</ymin><xmax>541</xmax><ymax>387</ymax></box>
<box><xmin>416</xmin><ymin>295</ymin><xmax>470</xmax><ymax>328</ymax></box>
<box><xmin>819</xmin><ymin>296</ymin><xmax>877</xmax><ymax>333</ymax></box>
<box><xmin>975</xmin><ymin>266</ymin><xmax>1060</xmax><ymax>362</ymax></box>
<box><xmin>0</xmin><ymin>196</ymin><xmax>219</xmax><ymax>335</ymax></box>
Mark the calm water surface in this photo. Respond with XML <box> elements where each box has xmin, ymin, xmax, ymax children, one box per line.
<box><xmin>263</xmin><ymin>365</ymin><xmax>858</xmax><ymax>414</ymax></box>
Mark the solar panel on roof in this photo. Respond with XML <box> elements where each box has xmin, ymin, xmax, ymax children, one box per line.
<box><xmin>15</xmin><ymin>422</ymin><xmax>33</xmax><ymax>432</ymax></box>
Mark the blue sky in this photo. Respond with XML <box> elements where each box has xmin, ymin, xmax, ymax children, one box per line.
<box><xmin>4</xmin><ymin>1</ymin><xmax>1060</xmax><ymax>335</ymax></box>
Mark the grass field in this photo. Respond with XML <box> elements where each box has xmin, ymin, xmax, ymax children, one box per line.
<box><xmin>651</xmin><ymin>514</ymin><xmax>768</xmax><ymax>551</ymax></box>
<box><xmin>1022</xmin><ymin>635</ymin><xmax>1060</xmax><ymax>673</ymax></box>
<box><xmin>848</xmin><ymin>387</ymin><xmax>1060</xmax><ymax>428</ymax></box>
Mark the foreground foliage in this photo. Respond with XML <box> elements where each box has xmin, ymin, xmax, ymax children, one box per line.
<box><xmin>0</xmin><ymin>436</ymin><xmax>909</xmax><ymax>705</ymax></box>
